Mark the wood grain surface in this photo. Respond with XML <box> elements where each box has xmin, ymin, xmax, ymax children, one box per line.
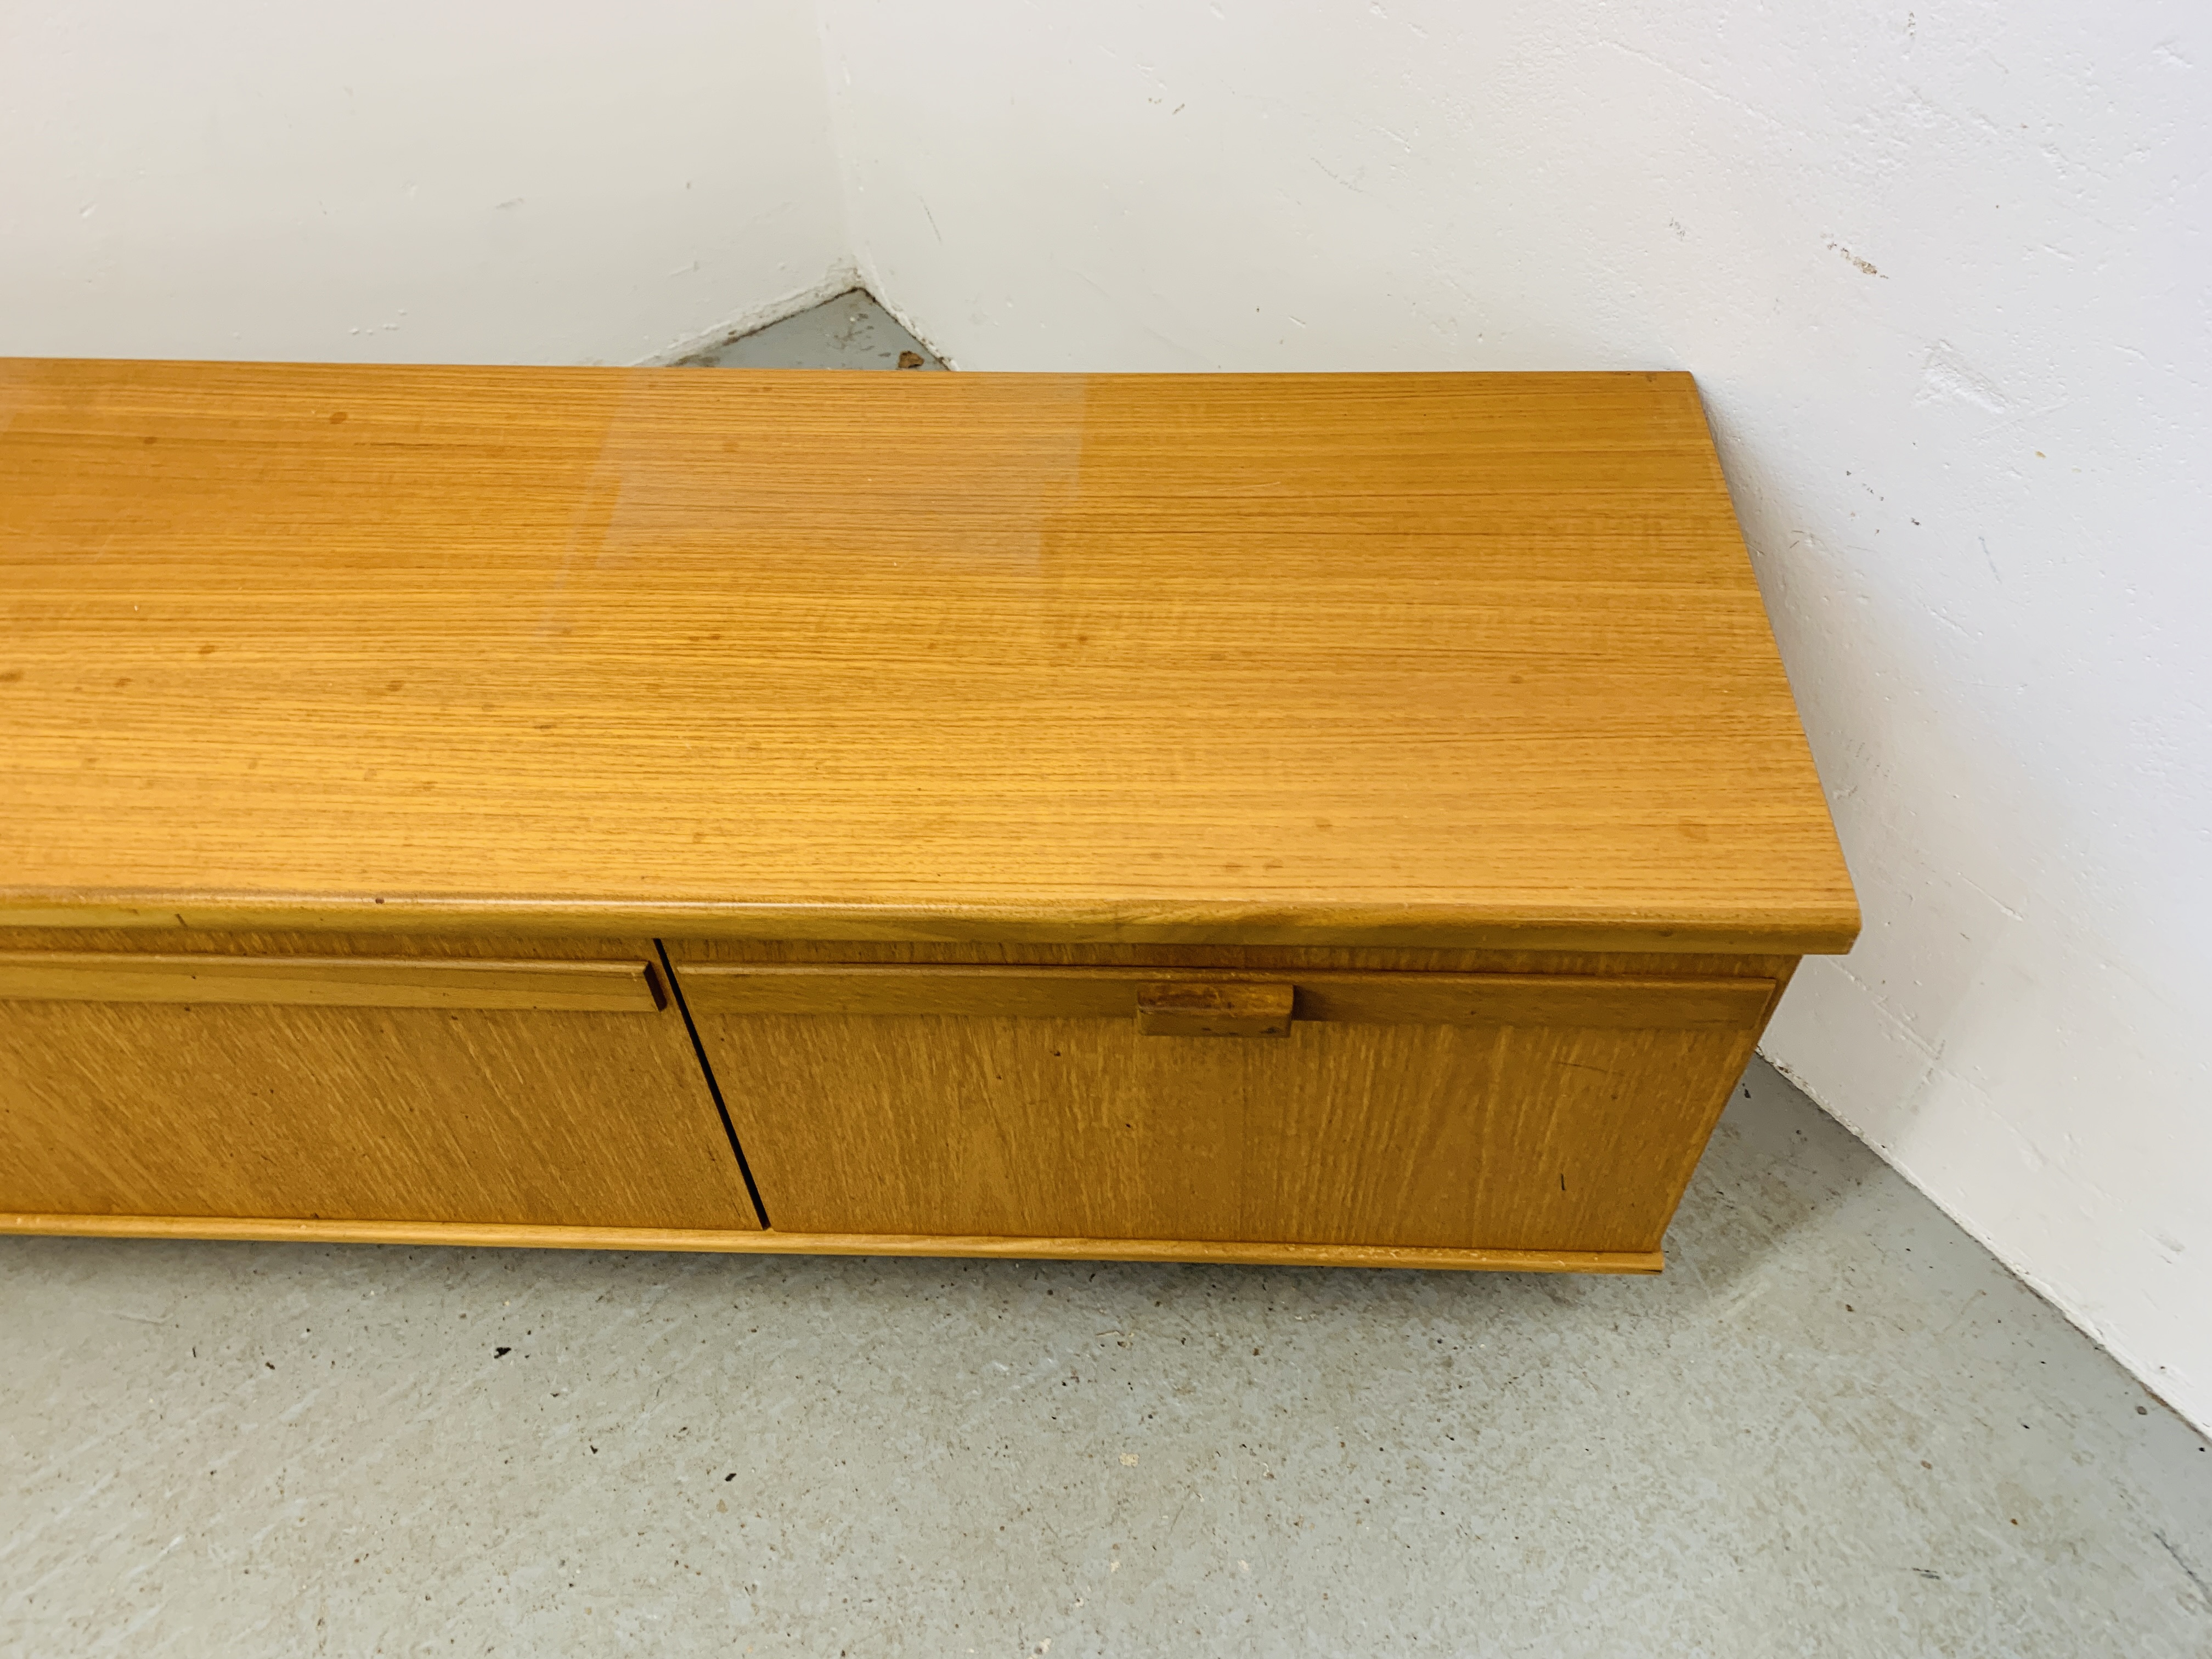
<box><xmin>664</xmin><ymin>937</ymin><xmax>1803</xmax><ymax>978</ymax></box>
<box><xmin>0</xmin><ymin>951</ymin><xmax>662</xmax><ymax>1010</ymax></box>
<box><xmin>0</xmin><ymin>998</ymin><xmax>757</xmax><ymax>1228</ymax></box>
<box><xmin>0</xmin><ymin>360</ymin><xmax>1857</xmax><ymax>952</ymax></box>
<box><xmin>690</xmin><ymin>999</ymin><xmax>1762</xmax><ymax>1251</ymax></box>
<box><xmin>0</xmin><ymin>1212</ymin><xmax>1662</xmax><ymax>1273</ymax></box>
<box><xmin>0</xmin><ymin>928</ymin><xmax>675</xmax><ymax>961</ymax></box>
<box><xmin>674</xmin><ymin>961</ymin><xmax>1773</xmax><ymax>1029</ymax></box>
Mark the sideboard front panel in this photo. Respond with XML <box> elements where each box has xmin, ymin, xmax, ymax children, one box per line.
<box><xmin>0</xmin><ymin>951</ymin><xmax>758</xmax><ymax>1231</ymax></box>
<box><xmin>678</xmin><ymin>964</ymin><xmax>1770</xmax><ymax>1253</ymax></box>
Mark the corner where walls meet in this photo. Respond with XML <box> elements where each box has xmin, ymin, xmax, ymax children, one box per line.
<box><xmin>821</xmin><ymin>1</ymin><xmax>2212</xmax><ymax>1435</ymax></box>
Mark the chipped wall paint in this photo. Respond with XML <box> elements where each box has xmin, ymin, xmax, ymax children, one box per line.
<box><xmin>819</xmin><ymin>3</ymin><xmax>2212</xmax><ymax>1425</ymax></box>
<box><xmin>0</xmin><ymin>1</ymin><xmax>849</xmax><ymax>364</ymax></box>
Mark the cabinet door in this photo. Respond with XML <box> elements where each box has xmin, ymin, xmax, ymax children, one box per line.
<box><xmin>674</xmin><ymin>964</ymin><xmax>1771</xmax><ymax>1252</ymax></box>
<box><xmin>0</xmin><ymin>951</ymin><xmax>757</xmax><ymax>1229</ymax></box>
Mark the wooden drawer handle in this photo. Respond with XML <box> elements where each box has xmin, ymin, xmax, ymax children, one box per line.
<box><xmin>672</xmin><ymin>964</ymin><xmax>1773</xmax><ymax>1030</ymax></box>
<box><xmin>0</xmin><ymin>952</ymin><xmax>667</xmax><ymax>1013</ymax></box>
<box><xmin>1135</xmin><ymin>982</ymin><xmax>1293</xmax><ymax>1038</ymax></box>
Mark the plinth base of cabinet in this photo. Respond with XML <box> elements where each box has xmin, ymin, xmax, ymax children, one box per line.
<box><xmin>0</xmin><ymin>1212</ymin><xmax>1664</xmax><ymax>1275</ymax></box>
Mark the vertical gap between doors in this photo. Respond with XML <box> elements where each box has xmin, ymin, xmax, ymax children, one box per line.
<box><xmin>654</xmin><ymin>939</ymin><xmax>771</xmax><ymax>1231</ymax></box>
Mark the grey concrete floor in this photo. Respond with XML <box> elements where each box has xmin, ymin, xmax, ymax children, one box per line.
<box><xmin>5</xmin><ymin>294</ymin><xmax>2210</xmax><ymax>1655</ymax></box>
<box><xmin>675</xmin><ymin>289</ymin><xmax>945</xmax><ymax>371</ymax></box>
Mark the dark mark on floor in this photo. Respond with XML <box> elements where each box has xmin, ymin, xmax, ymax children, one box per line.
<box><xmin>495</xmin><ymin>1347</ymin><xmax>511</xmax><ymax>1358</ymax></box>
<box><xmin>2155</xmin><ymin>1531</ymin><xmax>2211</xmax><ymax>1604</ymax></box>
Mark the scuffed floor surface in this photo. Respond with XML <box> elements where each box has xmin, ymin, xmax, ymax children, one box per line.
<box><xmin>3</xmin><ymin>1060</ymin><xmax>2208</xmax><ymax>1657</ymax></box>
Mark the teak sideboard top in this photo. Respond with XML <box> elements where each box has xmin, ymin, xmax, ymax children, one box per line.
<box><xmin>0</xmin><ymin>360</ymin><xmax>1856</xmax><ymax>955</ymax></box>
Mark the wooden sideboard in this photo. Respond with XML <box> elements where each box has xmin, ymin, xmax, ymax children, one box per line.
<box><xmin>0</xmin><ymin>361</ymin><xmax>1857</xmax><ymax>1273</ymax></box>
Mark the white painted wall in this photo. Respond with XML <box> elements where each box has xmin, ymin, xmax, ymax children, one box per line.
<box><xmin>1</xmin><ymin>0</ymin><xmax>849</xmax><ymax>365</ymax></box>
<box><xmin>820</xmin><ymin>3</ymin><xmax>2212</xmax><ymax>1424</ymax></box>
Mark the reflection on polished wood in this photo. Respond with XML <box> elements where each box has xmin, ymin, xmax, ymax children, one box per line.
<box><xmin>0</xmin><ymin>360</ymin><xmax>1856</xmax><ymax>953</ymax></box>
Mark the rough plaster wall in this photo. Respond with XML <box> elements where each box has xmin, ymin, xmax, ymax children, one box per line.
<box><xmin>819</xmin><ymin>3</ymin><xmax>2212</xmax><ymax>1425</ymax></box>
<box><xmin>1</xmin><ymin>0</ymin><xmax>849</xmax><ymax>365</ymax></box>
